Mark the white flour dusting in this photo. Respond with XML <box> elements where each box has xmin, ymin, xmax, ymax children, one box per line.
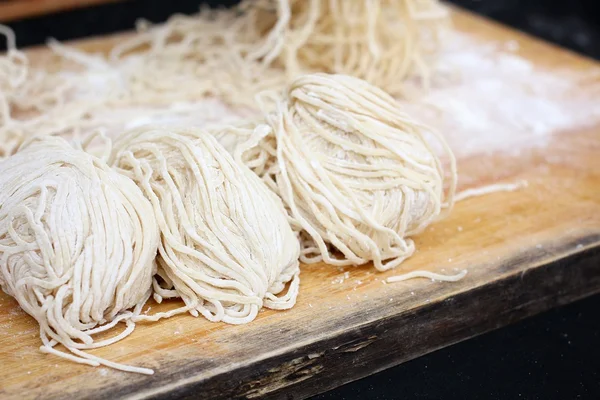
<box><xmin>89</xmin><ymin>99</ymin><xmax>251</xmax><ymax>137</ymax></box>
<box><xmin>402</xmin><ymin>32</ymin><xmax>600</xmax><ymax>158</ymax></box>
<box><xmin>48</xmin><ymin>52</ymin><xmax>256</xmax><ymax>144</ymax></box>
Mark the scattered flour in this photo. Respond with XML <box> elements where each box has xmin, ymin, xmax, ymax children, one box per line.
<box><xmin>331</xmin><ymin>271</ymin><xmax>351</xmax><ymax>284</ymax></box>
<box><xmin>401</xmin><ymin>32</ymin><xmax>600</xmax><ymax>158</ymax></box>
<box><xmin>91</xmin><ymin>99</ymin><xmax>250</xmax><ymax>137</ymax></box>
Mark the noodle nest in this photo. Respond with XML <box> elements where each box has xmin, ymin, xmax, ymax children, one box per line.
<box><xmin>241</xmin><ymin>73</ymin><xmax>456</xmax><ymax>271</ymax></box>
<box><xmin>0</xmin><ymin>135</ymin><xmax>159</xmax><ymax>374</ymax></box>
<box><xmin>109</xmin><ymin>126</ymin><xmax>301</xmax><ymax>325</ymax></box>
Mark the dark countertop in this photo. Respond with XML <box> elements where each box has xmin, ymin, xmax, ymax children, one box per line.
<box><xmin>2</xmin><ymin>1</ymin><xmax>599</xmax><ymax>399</ymax></box>
<box><xmin>313</xmin><ymin>294</ymin><xmax>600</xmax><ymax>400</ymax></box>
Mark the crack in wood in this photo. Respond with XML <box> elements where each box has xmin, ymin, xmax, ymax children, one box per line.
<box><xmin>241</xmin><ymin>336</ymin><xmax>379</xmax><ymax>398</ymax></box>
<box><xmin>244</xmin><ymin>355</ymin><xmax>325</xmax><ymax>399</ymax></box>
<box><xmin>340</xmin><ymin>336</ymin><xmax>378</xmax><ymax>353</ymax></box>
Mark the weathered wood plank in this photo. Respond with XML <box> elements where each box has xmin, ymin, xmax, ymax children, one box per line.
<box><xmin>0</xmin><ymin>7</ymin><xmax>599</xmax><ymax>400</ymax></box>
<box><xmin>0</xmin><ymin>0</ymin><xmax>126</xmax><ymax>22</ymax></box>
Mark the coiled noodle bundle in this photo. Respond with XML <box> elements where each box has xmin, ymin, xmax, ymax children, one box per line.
<box><xmin>266</xmin><ymin>0</ymin><xmax>449</xmax><ymax>92</ymax></box>
<box><xmin>109</xmin><ymin>126</ymin><xmax>300</xmax><ymax>325</ymax></box>
<box><xmin>249</xmin><ymin>73</ymin><xmax>456</xmax><ymax>271</ymax></box>
<box><xmin>0</xmin><ymin>136</ymin><xmax>159</xmax><ymax>374</ymax></box>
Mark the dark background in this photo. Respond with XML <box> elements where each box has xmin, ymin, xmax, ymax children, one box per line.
<box><xmin>1</xmin><ymin>1</ymin><xmax>599</xmax><ymax>399</ymax></box>
<box><xmin>2</xmin><ymin>0</ymin><xmax>600</xmax><ymax>59</ymax></box>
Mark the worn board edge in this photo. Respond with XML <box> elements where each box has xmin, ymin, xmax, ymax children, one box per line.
<box><xmin>70</xmin><ymin>232</ymin><xmax>598</xmax><ymax>400</ymax></box>
<box><xmin>227</xmin><ymin>238</ymin><xmax>600</xmax><ymax>400</ymax></box>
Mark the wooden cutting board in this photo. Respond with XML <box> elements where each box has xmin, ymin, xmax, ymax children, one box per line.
<box><xmin>0</xmin><ymin>0</ymin><xmax>125</xmax><ymax>22</ymax></box>
<box><xmin>1</xmin><ymin>8</ymin><xmax>599</xmax><ymax>400</ymax></box>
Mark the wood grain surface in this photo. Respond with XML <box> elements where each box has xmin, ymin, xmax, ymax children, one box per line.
<box><xmin>0</xmin><ymin>0</ymin><xmax>125</xmax><ymax>22</ymax></box>
<box><xmin>1</xmin><ymin>8</ymin><xmax>599</xmax><ymax>400</ymax></box>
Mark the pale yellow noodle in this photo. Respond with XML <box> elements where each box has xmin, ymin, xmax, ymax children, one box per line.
<box><xmin>108</xmin><ymin>125</ymin><xmax>301</xmax><ymax>325</ymax></box>
<box><xmin>237</xmin><ymin>72</ymin><xmax>457</xmax><ymax>273</ymax></box>
<box><xmin>0</xmin><ymin>135</ymin><xmax>159</xmax><ymax>374</ymax></box>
